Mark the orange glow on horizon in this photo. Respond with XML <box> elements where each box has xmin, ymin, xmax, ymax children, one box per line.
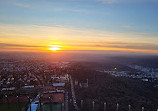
<box><xmin>1</xmin><ymin>45</ymin><xmax>158</xmax><ymax>54</ymax></box>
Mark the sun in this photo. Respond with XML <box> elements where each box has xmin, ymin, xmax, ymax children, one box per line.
<box><xmin>49</xmin><ymin>45</ymin><xmax>61</xmax><ymax>51</ymax></box>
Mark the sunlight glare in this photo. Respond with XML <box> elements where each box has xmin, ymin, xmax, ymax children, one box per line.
<box><xmin>49</xmin><ymin>45</ymin><xmax>61</xmax><ymax>51</ymax></box>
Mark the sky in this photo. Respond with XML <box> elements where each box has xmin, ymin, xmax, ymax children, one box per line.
<box><xmin>0</xmin><ymin>0</ymin><xmax>158</xmax><ymax>54</ymax></box>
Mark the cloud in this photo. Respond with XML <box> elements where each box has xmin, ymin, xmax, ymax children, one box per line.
<box><xmin>14</xmin><ymin>3</ymin><xmax>31</xmax><ymax>8</ymax></box>
<box><xmin>95</xmin><ymin>0</ymin><xmax>119</xmax><ymax>4</ymax></box>
<box><xmin>68</xmin><ymin>41</ymin><xmax>158</xmax><ymax>50</ymax></box>
<box><xmin>95</xmin><ymin>0</ymin><xmax>158</xmax><ymax>4</ymax></box>
<box><xmin>121</xmin><ymin>25</ymin><xmax>134</xmax><ymax>30</ymax></box>
<box><xmin>0</xmin><ymin>43</ymin><xmax>44</xmax><ymax>48</ymax></box>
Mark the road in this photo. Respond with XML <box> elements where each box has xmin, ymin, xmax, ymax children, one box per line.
<box><xmin>70</xmin><ymin>76</ymin><xmax>80</xmax><ymax>111</ymax></box>
<box><xmin>65</xmin><ymin>91</ymin><xmax>68</xmax><ymax>111</ymax></box>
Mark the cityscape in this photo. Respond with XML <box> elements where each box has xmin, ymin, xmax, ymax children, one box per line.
<box><xmin>0</xmin><ymin>54</ymin><xmax>158</xmax><ymax>111</ymax></box>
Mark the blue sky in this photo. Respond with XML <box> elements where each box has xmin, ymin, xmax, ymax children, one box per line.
<box><xmin>0</xmin><ymin>0</ymin><xmax>158</xmax><ymax>32</ymax></box>
<box><xmin>0</xmin><ymin>0</ymin><xmax>158</xmax><ymax>53</ymax></box>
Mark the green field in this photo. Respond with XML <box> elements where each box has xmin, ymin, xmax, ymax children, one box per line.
<box><xmin>0</xmin><ymin>103</ymin><xmax>25</xmax><ymax>111</ymax></box>
<box><xmin>41</xmin><ymin>103</ymin><xmax>63</xmax><ymax>111</ymax></box>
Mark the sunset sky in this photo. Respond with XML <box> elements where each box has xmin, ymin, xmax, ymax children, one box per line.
<box><xmin>0</xmin><ymin>0</ymin><xmax>158</xmax><ymax>54</ymax></box>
